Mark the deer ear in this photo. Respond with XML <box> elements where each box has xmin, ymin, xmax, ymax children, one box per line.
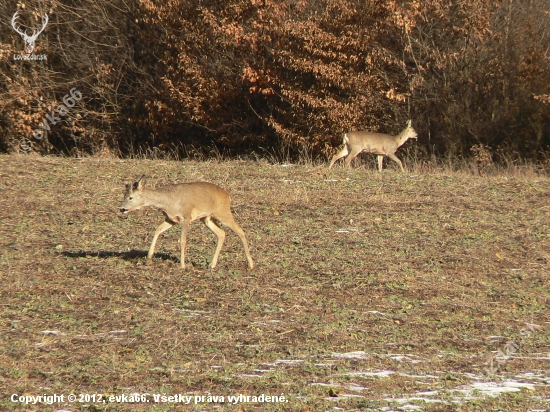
<box><xmin>135</xmin><ymin>174</ymin><xmax>146</xmax><ymax>191</ymax></box>
<box><xmin>407</xmin><ymin>119</ymin><xmax>412</xmax><ymax>127</ymax></box>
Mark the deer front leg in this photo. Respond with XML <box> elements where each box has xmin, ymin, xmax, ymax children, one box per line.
<box><xmin>147</xmin><ymin>219</ymin><xmax>174</xmax><ymax>262</ymax></box>
<box><xmin>377</xmin><ymin>155</ymin><xmax>384</xmax><ymax>172</ymax></box>
<box><xmin>387</xmin><ymin>153</ymin><xmax>405</xmax><ymax>172</ymax></box>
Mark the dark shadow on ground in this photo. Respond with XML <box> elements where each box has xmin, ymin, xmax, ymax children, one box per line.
<box><xmin>60</xmin><ymin>250</ymin><xmax>176</xmax><ymax>262</ymax></box>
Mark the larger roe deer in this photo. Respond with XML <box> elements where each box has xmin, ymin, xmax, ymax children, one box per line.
<box><xmin>120</xmin><ymin>175</ymin><xmax>254</xmax><ymax>270</ymax></box>
<box><xmin>329</xmin><ymin>120</ymin><xmax>418</xmax><ymax>172</ymax></box>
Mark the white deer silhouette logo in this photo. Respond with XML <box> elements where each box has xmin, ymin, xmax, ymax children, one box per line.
<box><xmin>11</xmin><ymin>11</ymin><xmax>49</xmax><ymax>55</ymax></box>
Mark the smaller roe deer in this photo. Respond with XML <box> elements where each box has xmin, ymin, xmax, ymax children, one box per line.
<box><xmin>329</xmin><ymin>120</ymin><xmax>418</xmax><ymax>172</ymax></box>
<box><xmin>120</xmin><ymin>175</ymin><xmax>254</xmax><ymax>270</ymax></box>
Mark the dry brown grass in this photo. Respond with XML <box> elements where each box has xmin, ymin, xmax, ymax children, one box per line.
<box><xmin>0</xmin><ymin>153</ymin><xmax>549</xmax><ymax>411</ymax></box>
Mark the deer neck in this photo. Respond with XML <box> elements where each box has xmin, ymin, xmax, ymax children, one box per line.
<box><xmin>396</xmin><ymin>130</ymin><xmax>412</xmax><ymax>148</ymax></box>
<box><xmin>143</xmin><ymin>189</ymin><xmax>170</xmax><ymax>211</ymax></box>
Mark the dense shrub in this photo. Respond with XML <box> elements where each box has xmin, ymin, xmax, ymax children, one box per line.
<box><xmin>1</xmin><ymin>0</ymin><xmax>549</xmax><ymax>161</ymax></box>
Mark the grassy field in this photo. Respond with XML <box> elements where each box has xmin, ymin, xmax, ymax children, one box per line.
<box><xmin>0</xmin><ymin>153</ymin><xmax>549</xmax><ymax>411</ymax></box>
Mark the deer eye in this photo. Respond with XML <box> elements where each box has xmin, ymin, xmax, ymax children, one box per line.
<box><xmin>128</xmin><ymin>196</ymin><xmax>133</xmax><ymax>200</ymax></box>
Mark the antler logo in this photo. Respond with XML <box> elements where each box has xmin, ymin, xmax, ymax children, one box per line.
<box><xmin>11</xmin><ymin>11</ymin><xmax>48</xmax><ymax>55</ymax></box>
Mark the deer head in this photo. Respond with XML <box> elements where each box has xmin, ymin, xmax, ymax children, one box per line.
<box><xmin>11</xmin><ymin>11</ymin><xmax>49</xmax><ymax>55</ymax></box>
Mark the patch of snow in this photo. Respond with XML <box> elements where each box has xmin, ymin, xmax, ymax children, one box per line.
<box><xmin>346</xmin><ymin>383</ymin><xmax>369</xmax><ymax>391</ymax></box>
<box><xmin>327</xmin><ymin>393</ymin><xmax>365</xmax><ymax>399</ymax></box>
<box><xmin>233</xmin><ymin>373</ymin><xmax>263</xmax><ymax>378</ymax></box>
<box><xmin>275</xmin><ymin>359</ymin><xmax>304</xmax><ymax>365</ymax></box>
<box><xmin>486</xmin><ymin>335</ymin><xmax>504</xmax><ymax>340</ymax></box>
<box><xmin>335</xmin><ymin>228</ymin><xmax>363</xmax><ymax>233</ymax></box>
<box><xmin>366</xmin><ymin>310</ymin><xmax>389</xmax><ymax>316</ymax></box>
<box><xmin>345</xmin><ymin>370</ymin><xmax>394</xmax><ymax>378</ymax></box>
<box><xmin>386</xmin><ymin>354</ymin><xmax>424</xmax><ymax>363</ymax></box>
<box><xmin>463</xmin><ymin>380</ymin><xmax>535</xmax><ymax>397</ymax></box>
<box><xmin>415</xmin><ymin>391</ymin><xmax>439</xmax><ymax>396</ymax></box>
<box><xmin>514</xmin><ymin>372</ymin><xmax>550</xmax><ymax>381</ymax></box>
<box><xmin>400</xmin><ymin>373</ymin><xmax>439</xmax><ymax>379</ymax></box>
<box><xmin>332</xmin><ymin>351</ymin><xmax>369</xmax><ymax>360</ymax></box>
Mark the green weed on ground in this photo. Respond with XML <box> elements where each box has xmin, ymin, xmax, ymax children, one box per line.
<box><xmin>0</xmin><ymin>154</ymin><xmax>549</xmax><ymax>411</ymax></box>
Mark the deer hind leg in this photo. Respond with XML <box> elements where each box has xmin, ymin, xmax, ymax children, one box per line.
<box><xmin>147</xmin><ymin>219</ymin><xmax>174</xmax><ymax>261</ymax></box>
<box><xmin>344</xmin><ymin>147</ymin><xmax>361</xmax><ymax>168</ymax></box>
<box><xmin>215</xmin><ymin>212</ymin><xmax>254</xmax><ymax>270</ymax></box>
<box><xmin>387</xmin><ymin>153</ymin><xmax>405</xmax><ymax>172</ymax></box>
<box><xmin>329</xmin><ymin>145</ymin><xmax>349</xmax><ymax>169</ymax></box>
<box><xmin>203</xmin><ymin>216</ymin><xmax>226</xmax><ymax>269</ymax></box>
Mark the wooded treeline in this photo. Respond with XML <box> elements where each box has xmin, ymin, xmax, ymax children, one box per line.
<box><xmin>1</xmin><ymin>0</ymin><xmax>549</xmax><ymax>162</ymax></box>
